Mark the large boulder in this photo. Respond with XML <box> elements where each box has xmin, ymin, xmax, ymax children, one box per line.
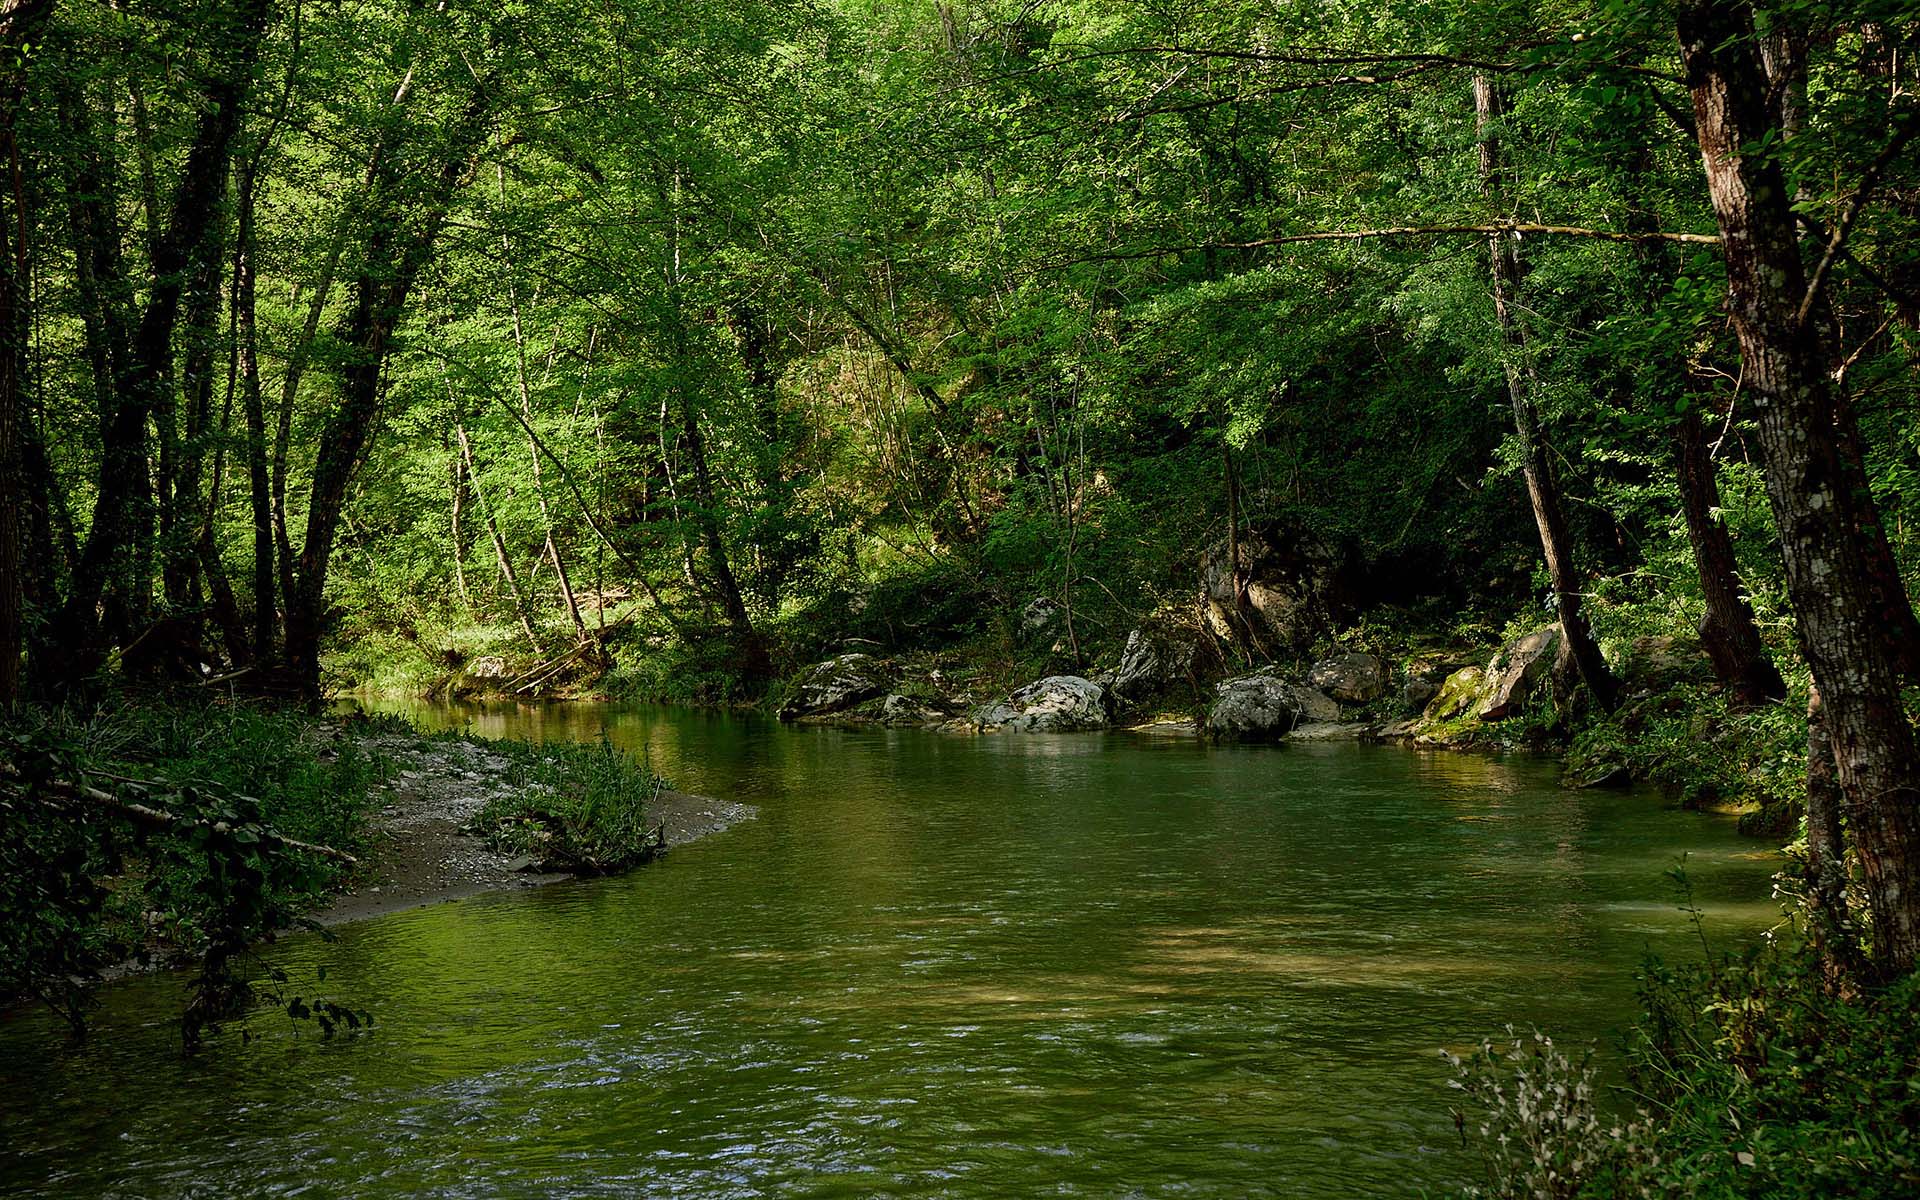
<box><xmin>1618</xmin><ymin>634</ymin><xmax>1712</xmax><ymax>694</ymax></box>
<box><xmin>1423</xmin><ymin>666</ymin><xmax>1487</xmax><ymax>722</ymax></box>
<box><xmin>1111</xmin><ymin>626</ymin><xmax>1197</xmax><ymax>698</ymax></box>
<box><xmin>779</xmin><ymin>653</ymin><xmax>891</xmax><ymax>719</ymax></box>
<box><xmin>1307</xmin><ymin>651</ymin><xmax>1390</xmax><ymax>704</ymax></box>
<box><xmin>877</xmin><ymin>692</ymin><xmax>944</xmax><ymax>727</ymax></box>
<box><xmin>1401</xmin><ymin>653</ymin><xmax>1472</xmax><ymax>711</ymax></box>
<box><xmin>1199</xmin><ymin>519</ymin><xmax>1350</xmax><ymax>656</ymax></box>
<box><xmin>1205</xmin><ymin>671</ymin><xmax>1341</xmax><ymax>741</ymax></box>
<box><xmin>1477</xmin><ymin>627</ymin><xmax>1561</xmax><ymax>721</ymax></box>
<box><xmin>977</xmin><ymin>676</ymin><xmax>1111</xmax><ymax>732</ymax></box>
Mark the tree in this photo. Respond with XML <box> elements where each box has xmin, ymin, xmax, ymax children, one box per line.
<box><xmin>1676</xmin><ymin>0</ymin><xmax>1920</xmax><ymax>976</ymax></box>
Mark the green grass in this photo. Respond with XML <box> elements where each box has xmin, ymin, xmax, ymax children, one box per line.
<box><xmin>468</xmin><ymin>736</ymin><xmax>664</xmax><ymax>873</ymax></box>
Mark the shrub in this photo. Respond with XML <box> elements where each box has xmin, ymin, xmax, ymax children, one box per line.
<box><xmin>1452</xmin><ymin>934</ymin><xmax>1920</xmax><ymax>1198</ymax></box>
<box><xmin>469</xmin><ymin>736</ymin><xmax>663</xmax><ymax>873</ymax></box>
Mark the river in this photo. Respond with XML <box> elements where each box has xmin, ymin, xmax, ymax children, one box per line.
<box><xmin>0</xmin><ymin>701</ymin><xmax>1779</xmax><ymax>1197</ymax></box>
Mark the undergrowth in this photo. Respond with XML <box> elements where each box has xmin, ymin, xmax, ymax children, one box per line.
<box><xmin>469</xmin><ymin>736</ymin><xmax>664</xmax><ymax>873</ymax></box>
<box><xmin>0</xmin><ymin>696</ymin><xmax>387</xmax><ymax>1045</ymax></box>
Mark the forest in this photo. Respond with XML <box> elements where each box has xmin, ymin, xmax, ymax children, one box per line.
<box><xmin>2</xmin><ymin>0</ymin><xmax>1919</xmax><ymax>1195</ymax></box>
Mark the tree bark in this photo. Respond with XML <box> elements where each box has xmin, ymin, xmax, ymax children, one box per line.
<box><xmin>1473</xmin><ymin>74</ymin><xmax>1619</xmax><ymax>713</ymax></box>
<box><xmin>0</xmin><ymin>0</ymin><xmax>51</xmax><ymax>705</ymax></box>
<box><xmin>1678</xmin><ymin>0</ymin><xmax>1920</xmax><ymax>976</ymax></box>
<box><xmin>281</xmin><ymin>85</ymin><xmax>494</xmax><ymax>696</ymax></box>
<box><xmin>1673</xmin><ymin>406</ymin><xmax>1786</xmax><ymax>707</ymax></box>
<box><xmin>46</xmin><ymin>0</ymin><xmax>270</xmax><ymax>689</ymax></box>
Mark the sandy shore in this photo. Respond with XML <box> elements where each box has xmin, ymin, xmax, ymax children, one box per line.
<box><xmin>314</xmin><ymin>734</ymin><xmax>755</xmax><ymax>926</ymax></box>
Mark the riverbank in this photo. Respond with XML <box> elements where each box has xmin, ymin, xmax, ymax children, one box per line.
<box><xmin>316</xmin><ymin>728</ymin><xmax>755</xmax><ymax>926</ymax></box>
<box><xmin>0</xmin><ymin>698</ymin><xmax>741</xmax><ymax>1033</ymax></box>
<box><xmin>370</xmin><ymin>605</ymin><xmax>1808</xmax><ymax>839</ymax></box>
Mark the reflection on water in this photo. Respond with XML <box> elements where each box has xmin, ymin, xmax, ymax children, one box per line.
<box><xmin>0</xmin><ymin>700</ymin><xmax>1779</xmax><ymax>1197</ymax></box>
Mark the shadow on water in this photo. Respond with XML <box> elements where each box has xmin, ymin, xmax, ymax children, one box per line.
<box><xmin>0</xmin><ymin>699</ymin><xmax>1779</xmax><ymax>1198</ymax></box>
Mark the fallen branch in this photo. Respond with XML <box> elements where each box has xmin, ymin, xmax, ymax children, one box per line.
<box><xmin>3</xmin><ymin>765</ymin><xmax>358</xmax><ymax>865</ymax></box>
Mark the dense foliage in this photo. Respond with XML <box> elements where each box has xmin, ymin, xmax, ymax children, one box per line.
<box><xmin>2</xmin><ymin>0</ymin><xmax>1919</xmax><ymax>1180</ymax></box>
<box><xmin>5</xmin><ymin>0</ymin><xmax>1912</xmax><ymax>711</ymax></box>
<box><xmin>1452</xmin><ymin>935</ymin><xmax>1920</xmax><ymax>1197</ymax></box>
<box><xmin>0</xmin><ymin>698</ymin><xmax>380</xmax><ymax>1040</ymax></box>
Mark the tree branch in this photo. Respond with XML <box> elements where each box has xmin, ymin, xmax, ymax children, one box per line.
<box><xmin>1798</xmin><ymin>113</ymin><xmax>1920</xmax><ymax>328</ymax></box>
<box><xmin>1037</xmin><ymin>222</ymin><xmax>1721</xmax><ymax>272</ymax></box>
<box><xmin>4</xmin><ymin>766</ymin><xmax>357</xmax><ymax>864</ymax></box>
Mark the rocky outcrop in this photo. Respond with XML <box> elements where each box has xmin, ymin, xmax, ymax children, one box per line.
<box><xmin>779</xmin><ymin>653</ymin><xmax>891</xmax><ymax>719</ymax></box>
<box><xmin>977</xmin><ymin>676</ymin><xmax>1111</xmax><ymax>732</ymax></box>
<box><xmin>1477</xmin><ymin>627</ymin><xmax>1560</xmax><ymax>721</ymax></box>
<box><xmin>1110</xmin><ymin>626</ymin><xmax>1197</xmax><ymax>698</ymax></box>
<box><xmin>1617</xmin><ymin>634</ymin><xmax>1712</xmax><ymax>694</ymax></box>
<box><xmin>1423</xmin><ymin>665</ymin><xmax>1487</xmax><ymax>722</ymax></box>
<box><xmin>877</xmin><ymin>693</ymin><xmax>944</xmax><ymax>727</ymax></box>
<box><xmin>1401</xmin><ymin>653</ymin><xmax>1472</xmax><ymax>711</ymax></box>
<box><xmin>1204</xmin><ymin>671</ymin><xmax>1341</xmax><ymax>741</ymax></box>
<box><xmin>1307</xmin><ymin>651</ymin><xmax>1390</xmax><ymax>703</ymax></box>
<box><xmin>1199</xmin><ymin>519</ymin><xmax>1350</xmax><ymax>656</ymax></box>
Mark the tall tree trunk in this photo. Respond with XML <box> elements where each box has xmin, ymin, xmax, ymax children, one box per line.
<box><xmin>281</xmin><ymin>85</ymin><xmax>493</xmax><ymax>697</ymax></box>
<box><xmin>1612</xmin><ymin>117</ymin><xmax>1786</xmax><ymax>710</ymax></box>
<box><xmin>497</xmin><ymin>172</ymin><xmax>586</xmax><ymax>641</ymax></box>
<box><xmin>659</xmin><ymin>164</ymin><xmax>762</xmax><ymax>674</ymax></box>
<box><xmin>0</xmin><ymin>0</ymin><xmax>50</xmax><ymax>705</ymax></box>
<box><xmin>1672</xmin><ymin>407</ymin><xmax>1786</xmax><ymax>707</ymax></box>
<box><xmin>1804</xmin><ymin>686</ymin><xmax>1864</xmax><ymax>980</ymax></box>
<box><xmin>46</xmin><ymin>0</ymin><xmax>269</xmax><ymax>690</ymax></box>
<box><xmin>162</xmin><ymin>200</ymin><xmax>229</xmax><ymax>616</ymax></box>
<box><xmin>455</xmin><ymin>421</ymin><xmax>541</xmax><ymax>654</ymax></box>
<box><xmin>1678</xmin><ymin>0</ymin><xmax>1920</xmax><ymax>977</ymax></box>
<box><xmin>235</xmin><ymin>178</ymin><xmax>277</xmax><ymax>662</ymax></box>
<box><xmin>1757</xmin><ymin>11</ymin><xmax>1920</xmax><ymax>681</ymax></box>
<box><xmin>449</xmin><ymin>448</ymin><xmax>473</xmax><ymax>617</ymax></box>
<box><xmin>1472</xmin><ymin>74</ymin><xmax>1619</xmax><ymax>713</ymax></box>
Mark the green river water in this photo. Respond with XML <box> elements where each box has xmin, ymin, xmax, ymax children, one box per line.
<box><xmin>1</xmin><ymin>701</ymin><xmax>1780</xmax><ymax>1197</ymax></box>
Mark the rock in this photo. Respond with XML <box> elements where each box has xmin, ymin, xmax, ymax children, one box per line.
<box><xmin>779</xmin><ymin>653</ymin><xmax>891</xmax><ymax>719</ymax></box>
<box><xmin>1401</xmin><ymin>653</ymin><xmax>1470</xmax><ymax>711</ymax></box>
<box><xmin>1294</xmin><ymin>685</ymin><xmax>1342</xmax><ymax>723</ymax></box>
<box><xmin>1288</xmin><ymin>721</ymin><xmax>1375</xmax><ymax>742</ymax></box>
<box><xmin>503</xmin><ymin>855</ymin><xmax>538</xmax><ymax>873</ymax></box>
<box><xmin>1618</xmin><ymin>634</ymin><xmax>1711</xmax><ymax>693</ymax></box>
<box><xmin>1019</xmin><ymin>596</ymin><xmax>1066</xmax><ymax>641</ymax></box>
<box><xmin>878</xmin><ymin>693</ymin><xmax>942</xmax><ymax>727</ymax></box>
<box><xmin>1111</xmin><ymin>626</ymin><xmax>1197</xmax><ymax>698</ymax></box>
<box><xmin>977</xmin><ymin>675</ymin><xmax>1111</xmax><ymax>732</ymax></box>
<box><xmin>1198</xmin><ymin>518</ymin><xmax>1351</xmax><ymax>656</ymax></box>
<box><xmin>468</xmin><ymin>656</ymin><xmax>507</xmax><ymax>680</ymax></box>
<box><xmin>1422</xmin><ymin>666</ymin><xmax>1486</xmax><ymax>722</ymax></box>
<box><xmin>1477</xmin><ymin>627</ymin><xmax>1561</xmax><ymax>721</ymax></box>
<box><xmin>1378</xmin><ymin>717</ymin><xmax>1422</xmax><ymax>740</ymax></box>
<box><xmin>1307</xmin><ymin>651</ymin><xmax>1390</xmax><ymax>703</ymax></box>
<box><xmin>1204</xmin><ymin>671</ymin><xmax>1341</xmax><ymax>741</ymax></box>
<box><xmin>1571</xmin><ymin>763</ymin><xmax>1633</xmax><ymax>789</ymax></box>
